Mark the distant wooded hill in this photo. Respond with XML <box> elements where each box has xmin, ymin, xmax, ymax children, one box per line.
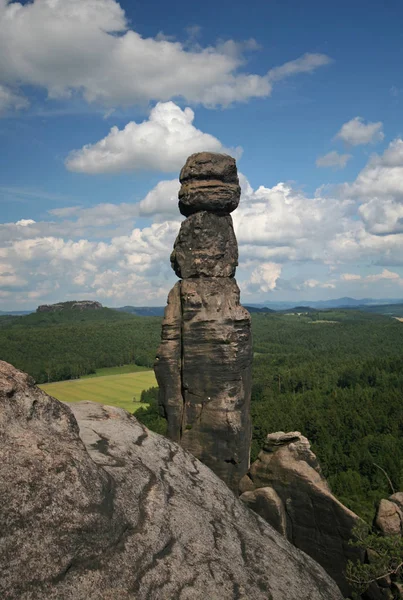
<box><xmin>2</xmin><ymin>298</ymin><xmax>403</xmax><ymax>316</ymax></box>
<box><xmin>115</xmin><ymin>305</ymin><xmax>276</xmax><ymax>315</ymax></box>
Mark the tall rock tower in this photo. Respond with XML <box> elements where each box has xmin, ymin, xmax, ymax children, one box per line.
<box><xmin>154</xmin><ymin>152</ymin><xmax>252</xmax><ymax>492</ymax></box>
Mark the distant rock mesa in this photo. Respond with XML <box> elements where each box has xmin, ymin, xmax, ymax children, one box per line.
<box><xmin>154</xmin><ymin>152</ymin><xmax>252</xmax><ymax>492</ymax></box>
<box><xmin>0</xmin><ymin>360</ymin><xmax>343</xmax><ymax>600</ymax></box>
<box><xmin>37</xmin><ymin>300</ymin><xmax>103</xmax><ymax>312</ymax></box>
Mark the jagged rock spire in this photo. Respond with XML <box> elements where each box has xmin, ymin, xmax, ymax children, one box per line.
<box><xmin>154</xmin><ymin>152</ymin><xmax>252</xmax><ymax>492</ymax></box>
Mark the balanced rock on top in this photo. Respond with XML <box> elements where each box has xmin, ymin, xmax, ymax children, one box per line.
<box><xmin>178</xmin><ymin>152</ymin><xmax>241</xmax><ymax>216</ymax></box>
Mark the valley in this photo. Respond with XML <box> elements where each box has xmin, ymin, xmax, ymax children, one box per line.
<box><xmin>2</xmin><ymin>303</ymin><xmax>403</xmax><ymax>523</ymax></box>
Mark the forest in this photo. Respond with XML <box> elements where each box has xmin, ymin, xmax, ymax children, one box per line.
<box><xmin>0</xmin><ymin>308</ymin><xmax>161</xmax><ymax>382</ymax></box>
<box><xmin>136</xmin><ymin>309</ymin><xmax>403</xmax><ymax>522</ymax></box>
<box><xmin>1</xmin><ymin>306</ymin><xmax>403</xmax><ymax>521</ymax></box>
<box><xmin>250</xmin><ymin>310</ymin><xmax>403</xmax><ymax>521</ymax></box>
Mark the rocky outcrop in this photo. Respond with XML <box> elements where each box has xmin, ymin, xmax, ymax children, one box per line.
<box><xmin>0</xmin><ymin>361</ymin><xmax>343</xmax><ymax>600</ymax></box>
<box><xmin>37</xmin><ymin>300</ymin><xmax>103</xmax><ymax>312</ymax></box>
<box><xmin>371</xmin><ymin>493</ymin><xmax>403</xmax><ymax>599</ymax></box>
<box><xmin>155</xmin><ymin>152</ymin><xmax>252</xmax><ymax>493</ymax></box>
<box><xmin>239</xmin><ymin>431</ymin><xmax>363</xmax><ymax>597</ymax></box>
<box><xmin>375</xmin><ymin>495</ymin><xmax>403</xmax><ymax>536</ymax></box>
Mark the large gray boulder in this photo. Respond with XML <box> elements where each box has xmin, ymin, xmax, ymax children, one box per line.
<box><xmin>0</xmin><ymin>361</ymin><xmax>343</xmax><ymax>600</ymax></box>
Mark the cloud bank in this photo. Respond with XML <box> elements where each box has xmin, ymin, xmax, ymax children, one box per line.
<box><xmin>5</xmin><ymin>137</ymin><xmax>403</xmax><ymax>306</ymax></box>
<box><xmin>0</xmin><ymin>0</ymin><xmax>331</xmax><ymax>112</ymax></box>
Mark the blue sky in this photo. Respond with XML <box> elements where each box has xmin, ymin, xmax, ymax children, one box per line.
<box><xmin>1</xmin><ymin>0</ymin><xmax>403</xmax><ymax>309</ymax></box>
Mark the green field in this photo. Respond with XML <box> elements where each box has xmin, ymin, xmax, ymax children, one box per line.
<box><xmin>39</xmin><ymin>368</ymin><xmax>157</xmax><ymax>413</ymax></box>
<box><xmin>80</xmin><ymin>364</ymin><xmax>151</xmax><ymax>378</ymax></box>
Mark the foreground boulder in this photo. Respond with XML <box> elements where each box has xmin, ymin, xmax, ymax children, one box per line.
<box><xmin>0</xmin><ymin>361</ymin><xmax>343</xmax><ymax>600</ymax></box>
<box><xmin>155</xmin><ymin>152</ymin><xmax>252</xmax><ymax>493</ymax></box>
<box><xmin>239</xmin><ymin>431</ymin><xmax>363</xmax><ymax>598</ymax></box>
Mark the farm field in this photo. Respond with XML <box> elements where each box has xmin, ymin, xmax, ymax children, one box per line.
<box><xmin>39</xmin><ymin>368</ymin><xmax>157</xmax><ymax>413</ymax></box>
<box><xmin>80</xmin><ymin>364</ymin><xmax>151</xmax><ymax>378</ymax></box>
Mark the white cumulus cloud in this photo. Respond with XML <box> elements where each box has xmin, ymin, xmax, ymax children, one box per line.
<box><xmin>0</xmin><ymin>0</ymin><xmax>331</xmax><ymax>110</ymax></box>
<box><xmin>246</xmin><ymin>263</ymin><xmax>282</xmax><ymax>293</ymax></box>
<box><xmin>7</xmin><ymin>146</ymin><xmax>403</xmax><ymax>307</ymax></box>
<box><xmin>138</xmin><ymin>179</ymin><xmax>181</xmax><ymax>219</ymax></box>
<box><xmin>335</xmin><ymin>117</ymin><xmax>384</xmax><ymax>146</ymax></box>
<box><xmin>316</xmin><ymin>151</ymin><xmax>352</xmax><ymax>169</ymax></box>
<box><xmin>339</xmin><ymin>138</ymin><xmax>403</xmax><ymax>235</ymax></box>
<box><xmin>302</xmin><ymin>279</ymin><xmax>336</xmax><ymax>289</ymax></box>
<box><xmin>366</xmin><ymin>269</ymin><xmax>400</xmax><ymax>282</ymax></box>
<box><xmin>340</xmin><ymin>273</ymin><xmax>362</xmax><ymax>281</ymax></box>
<box><xmin>0</xmin><ymin>84</ymin><xmax>29</xmax><ymax>114</ymax></box>
<box><xmin>233</xmin><ymin>181</ymin><xmax>352</xmax><ymax>264</ymax></box>
<box><xmin>340</xmin><ymin>270</ymin><xmax>401</xmax><ymax>284</ymax></box>
<box><xmin>65</xmin><ymin>102</ymin><xmax>237</xmax><ymax>174</ymax></box>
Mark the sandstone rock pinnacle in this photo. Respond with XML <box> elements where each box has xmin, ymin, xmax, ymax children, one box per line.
<box><xmin>155</xmin><ymin>152</ymin><xmax>252</xmax><ymax>492</ymax></box>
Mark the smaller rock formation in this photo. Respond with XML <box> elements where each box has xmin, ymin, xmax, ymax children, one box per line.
<box><xmin>372</xmin><ymin>493</ymin><xmax>403</xmax><ymax>599</ymax></box>
<box><xmin>375</xmin><ymin>494</ymin><xmax>403</xmax><ymax>536</ymax></box>
<box><xmin>239</xmin><ymin>431</ymin><xmax>363</xmax><ymax>598</ymax></box>
<box><xmin>37</xmin><ymin>300</ymin><xmax>103</xmax><ymax>312</ymax></box>
<box><xmin>0</xmin><ymin>361</ymin><xmax>343</xmax><ymax>600</ymax></box>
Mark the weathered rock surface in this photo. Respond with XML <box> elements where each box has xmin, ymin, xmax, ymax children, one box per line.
<box><xmin>170</xmin><ymin>211</ymin><xmax>238</xmax><ymax>278</ymax></box>
<box><xmin>241</xmin><ymin>487</ymin><xmax>287</xmax><ymax>536</ymax></box>
<box><xmin>156</xmin><ymin>152</ymin><xmax>252</xmax><ymax>492</ymax></box>
<box><xmin>375</xmin><ymin>499</ymin><xmax>403</xmax><ymax>536</ymax></box>
<box><xmin>154</xmin><ymin>283</ymin><xmax>182</xmax><ymax>442</ymax></box>
<box><xmin>178</xmin><ymin>180</ymin><xmax>241</xmax><ymax>216</ymax></box>
<box><xmin>180</xmin><ymin>278</ymin><xmax>252</xmax><ymax>491</ymax></box>
<box><xmin>179</xmin><ymin>151</ymin><xmax>239</xmax><ymax>184</ymax></box>
<box><xmin>178</xmin><ymin>152</ymin><xmax>240</xmax><ymax>216</ymax></box>
<box><xmin>155</xmin><ymin>278</ymin><xmax>252</xmax><ymax>491</ymax></box>
<box><xmin>239</xmin><ymin>431</ymin><xmax>363</xmax><ymax>598</ymax></box>
<box><xmin>0</xmin><ymin>361</ymin><xmax>343</xmax><ymax>600</ymax></box>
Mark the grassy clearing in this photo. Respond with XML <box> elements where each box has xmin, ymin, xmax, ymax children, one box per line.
<box><xmin>309</xmin><ymin>320</ymin><xmax>339</xmax><ymax>324</ymax></box>
<box><xmin>39</xmin><ymin>369</ymin><xmax>157</xmax><ymax>413</ymax></box>
<box><xmin>80</xmin><ymin>364</ymin><xmax>150</xmax><ymax>378</ymax></box>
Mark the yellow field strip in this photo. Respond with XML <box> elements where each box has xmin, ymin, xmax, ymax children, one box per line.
<box><xmin>39</xmin><ymin>370</ymin><xmax>157</xmax><ymax>413</ymax></box>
